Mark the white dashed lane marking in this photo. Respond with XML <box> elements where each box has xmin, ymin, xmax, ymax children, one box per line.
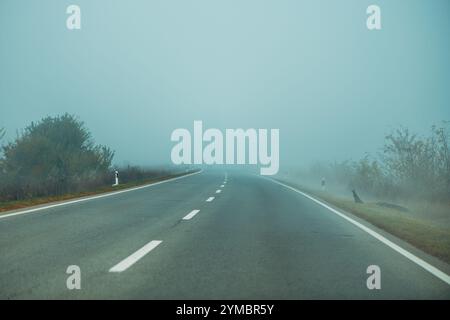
<box><xmin>183</xmin><ymin>209</ymin><xmax>200</xmax><ymax>220</ymax></box>
<box><xmin>109</xmin><ymin>240</ymin><xmax>162</xmax><ymax>273</ymax></box>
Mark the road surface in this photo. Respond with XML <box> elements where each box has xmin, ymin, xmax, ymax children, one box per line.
<box><xmin>0</xmin><ymin>171</ymin><xmax>449</xmax><ymax>299</ymax></box>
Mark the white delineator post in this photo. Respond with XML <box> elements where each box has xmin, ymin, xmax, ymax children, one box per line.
<box><xmin>113</xmin><ymin>170</ymin><xmax>119</xmax><ymax>186</ymax></box>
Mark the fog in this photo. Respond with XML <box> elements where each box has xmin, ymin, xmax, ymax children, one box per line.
<box><xmin>1</xmin><ymin>0</ymin><xmax>449</xmax><ymax>168</ymax></box>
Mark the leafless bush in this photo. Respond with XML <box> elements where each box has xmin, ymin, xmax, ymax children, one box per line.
<box><xmin>304</xmin><ymin>123</ymin><xmax>450</xmax><ymax>202</ymax></box>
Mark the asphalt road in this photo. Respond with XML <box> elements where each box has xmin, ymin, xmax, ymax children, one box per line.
<box><xmin>0</xmin><ymin>171</ymin><xmax>449</xmax><ymax>299</ymax></box>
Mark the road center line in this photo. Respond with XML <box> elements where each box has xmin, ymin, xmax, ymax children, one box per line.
<box><xmin>109</xmin><ymin>240</ymin><xmax>162</xmax><ymax>273</ymax></box>
<box><xmin>183</xmin><ymin>209</ymin><xmax>200</xmax><ymax>220</ymax></box>
<box><xmin>220</xmin><ymin>185</ymin><xmax>225</xmax><ymax>188</ymax></box>
<box><xmin>269</xmin><ymin>178</ymin><xmax>450</xmax><ymax>286</ymax></box>
<box><xmin>206</xmin><ymin>197</ymin><xmax>215</xmax><ymax>202</ymax></box>
<box><xmin>215</xmin><ymin>189</ymin><xmax>221</xmax><ymax>194</ymax></box>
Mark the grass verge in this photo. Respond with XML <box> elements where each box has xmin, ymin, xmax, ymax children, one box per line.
<box><xmin>0</xmin><ymin>170</ymin><xmax>199</xmax><ymax>214</ymax></box>
<box><xmin>278</xmin><ymin>179</ymin><xmax>450</xmax><ymax>265</ymax></box>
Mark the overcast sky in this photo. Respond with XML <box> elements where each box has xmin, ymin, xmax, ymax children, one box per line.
<box><xmin>1</xmin><ymin>0</ymin><xmax>449</xmax><ymax>168</ymax></box>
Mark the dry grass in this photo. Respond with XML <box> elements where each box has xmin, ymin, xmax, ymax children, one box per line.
<box><xmin>0</xmin><ymin>170</ymin><xmax>197</xmax><ymax>213</ymax></box>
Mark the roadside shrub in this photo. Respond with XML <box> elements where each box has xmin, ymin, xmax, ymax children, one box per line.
<box><xmin>301</xmin><ymin>123</ymin><xmax>450</xmax><ymax>203</ymax></box>
<box><xmin>0</xmin><ymin>114</ymin><xmax>114</xmax><ymax>200</ymax></box>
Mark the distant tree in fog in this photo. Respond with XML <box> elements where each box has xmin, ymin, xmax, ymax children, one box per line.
<box><xmin>383</xmin><ymin>123</ymin><xmax>450</xmax><ymax>200</ymax></box>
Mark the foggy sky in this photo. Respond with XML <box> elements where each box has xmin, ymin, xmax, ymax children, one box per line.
<box><xmin>1</xmin><ymin>0</ymin><xmax>449</xmax><ymax>168</ymax></box>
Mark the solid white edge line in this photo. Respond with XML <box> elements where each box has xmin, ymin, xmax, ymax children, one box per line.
<box><xmin>0</xmin><ymin>170</ymin><xmax>203</xmax><ymax>220</ymax></box>
<box><xmin>109</xmin><ymin>240</ymin><xmax>162</xmax><ymax>272</ymax></box>
<box><xmin>269</xmin><ymin>178</ymin><xmax>450</xmax><ymax>286</ymax></box>
<box><xmin>183</xmin><ymin>209</ymin><xmax>200</xmax><ymax>220</ymax></box>
<box><xmin>206</xmin><ymin>197</ymin><xmax>215</xmax><ymax>202</ymax></box>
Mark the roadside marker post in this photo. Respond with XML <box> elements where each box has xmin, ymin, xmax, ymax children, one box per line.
<box><xmin>113</xmin><ymin>170</ymin><xmax>119</xmax><ymax>186</ymax></box>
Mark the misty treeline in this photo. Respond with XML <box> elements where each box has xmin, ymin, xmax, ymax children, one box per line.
<box><xmin>0</xmin><ymin>114</ymin><xmax>170</xmax><ymax>202</ymax></box>
<box><xmin>306</xmin><ymin>123</ymin><xmax>450</xmax><ymax>202</ymax></box>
